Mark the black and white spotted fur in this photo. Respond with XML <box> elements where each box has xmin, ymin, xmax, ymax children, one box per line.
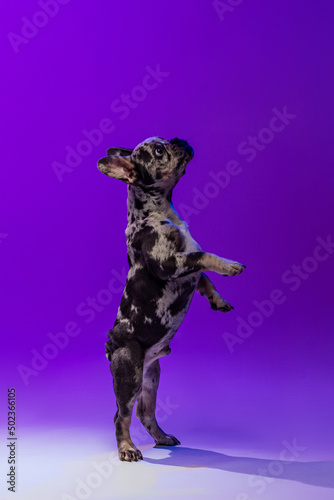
<box><xmin>97</xmin><ymin>137</ymin><xmax>245</xmax><ymax>462</ymax></box>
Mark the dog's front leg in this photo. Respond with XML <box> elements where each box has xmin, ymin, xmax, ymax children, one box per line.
<box><xmin>196</xmin><ymin>273</ymin><xmax>233</xmax><ymax>312</ymax></box>
<box><xmin>143</xmin><ymin>244</ymin><xmax>245</xmax><ymax>280</ymax></box>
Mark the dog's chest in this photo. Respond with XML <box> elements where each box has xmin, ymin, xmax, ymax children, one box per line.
<box><xmin>177</xmin><ymin>220</ymin><xmax>201</xmax><ymax>252</ymax></box>
<box><xmin>121</xmin><ymin>215</ymin><xmax>202</xmax><ymax>346</ymax></box>
<box><xmin>126</xmin><ymin>217</ymin><xmax>200</xmax><ymax>261</ymax></box>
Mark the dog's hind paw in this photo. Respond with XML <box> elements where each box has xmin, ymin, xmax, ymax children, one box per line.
<box><xmin>118</xmin><ymin>445</ymin><xmax>143</xmax><ymax>462</ymax></box>
<box><xmin>154</xmin><ymin>434</ymin><xmax>181</xmax><ymax>447</ymax></box>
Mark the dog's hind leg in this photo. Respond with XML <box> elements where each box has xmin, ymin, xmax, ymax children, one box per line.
<box><xmin>110</xmin><ymin>340</ymin><xmax>144</xmax><ymax>461</ymax></box>
<box><xmin>135</xmin><ymin>360</ymin><xmax>180</xmax><ymax>446</ymax></box>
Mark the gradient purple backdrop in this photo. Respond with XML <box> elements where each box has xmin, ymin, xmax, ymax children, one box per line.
<box><xmin>1</xmin><ymin>0</ymin><xmax>334</xmax><ymax>497</ymax></box>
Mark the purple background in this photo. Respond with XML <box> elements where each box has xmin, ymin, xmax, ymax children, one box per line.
<box><xmin>1</xmin><ymin>0</ymin><xmax>334</xmax><ymax>493</ymax></box>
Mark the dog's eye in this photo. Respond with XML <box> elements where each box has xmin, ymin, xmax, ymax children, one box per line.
<box><xmin>154</xmin><ymin>146</ymin><xmax>164</xmax><ymax>158</ymax></box>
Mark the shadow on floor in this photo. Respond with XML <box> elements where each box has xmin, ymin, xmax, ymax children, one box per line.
<box><xmin>143</xmin><ymin>446</ymin><xmax>334</xmax><ymax>489</ymax></box>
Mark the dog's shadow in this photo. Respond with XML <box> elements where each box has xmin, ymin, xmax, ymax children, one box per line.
<box><xmin>144</xmin><ymin>446</ymin><xmax>334</xmax><ymax>489</ymax></box>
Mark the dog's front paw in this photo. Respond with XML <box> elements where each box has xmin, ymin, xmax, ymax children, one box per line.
<box><xmin>220</xmin><ymin>258</ymin><xmax>246</xmax><ymax>276</ymax></box>
<box><xmin>209</xmin><ymin>292</ymin><xmax>233</xmax><ymax>312</ymax></box>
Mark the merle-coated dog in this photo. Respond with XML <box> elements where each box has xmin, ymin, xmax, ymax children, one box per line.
<box><xmin>97</xmin><ymin>137</ymin><xmax>245</xmax><ymax>462</ymax></box>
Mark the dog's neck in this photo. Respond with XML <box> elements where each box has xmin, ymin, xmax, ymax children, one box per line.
<box><xmin>127</xmin><ymin>184</ymin><xmax>182</xmax><ymax>225</ymax></box>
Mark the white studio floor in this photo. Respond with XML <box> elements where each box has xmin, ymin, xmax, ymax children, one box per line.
<box><xmin>1</xmin><ymin>425</ymin><xmax>333</xmax><ymax>500</ymax></box>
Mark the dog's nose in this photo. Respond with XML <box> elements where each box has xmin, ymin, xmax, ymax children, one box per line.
<box><xmin>170</xmin><ymin>138</ymin><xmax>188</xmax><ymax>146</ymax></box>
<box><xmin>170</xmin><ymin>138</ymin><xmax>194</xmax><ymax>159</ymax></box>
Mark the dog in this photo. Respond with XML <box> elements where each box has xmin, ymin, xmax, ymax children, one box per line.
<box><xmin>97</xmin><ymin>136</ymin><xmax>245</xmax><ymax>462</ymax></box>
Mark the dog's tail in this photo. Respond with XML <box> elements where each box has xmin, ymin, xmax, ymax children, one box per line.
<box><xmin>105</xmin><ymin>340</ymin><xmax>114</xmax><ymax>361</ymax></box>
<box><xmin>105</xmin><ymin>327</ymin><xmax>127</xmax><ymax>361</ymax></box>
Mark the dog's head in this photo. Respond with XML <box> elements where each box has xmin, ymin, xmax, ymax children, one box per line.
<box><xmin>97</xmin><ymin>137</ymin><xmax>194</xmax><ymax>191</ymax></box>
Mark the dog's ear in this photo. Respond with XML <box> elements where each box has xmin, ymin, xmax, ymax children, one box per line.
<box><xmin>97</xmin><ymin>155</ymin><xmax>137</xmax><ymax>184</ymax></box>
<box><xmin>107</xmin><ymin>147</ymin><xmax>133</xmax><ymax>157</ymax></box>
